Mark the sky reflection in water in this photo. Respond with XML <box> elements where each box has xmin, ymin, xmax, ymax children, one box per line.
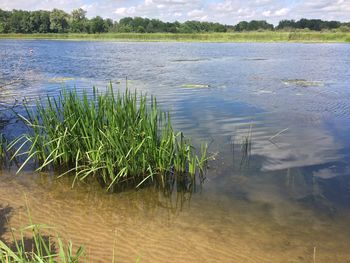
<box><xmin>1</xmin><ymin>40</ymin><xmax>350</xmax><ymax>212</ymax></box>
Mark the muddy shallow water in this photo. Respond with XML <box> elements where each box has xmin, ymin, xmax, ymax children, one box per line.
<box><xmin>2</xmin><ymin>170</ymin><xmax>350</xmax><ymax>262</ymax></box>
<box><xmin>1</xmin><ymin>41</ymin><xmax>350</xmax><ymax>262</ymax></box>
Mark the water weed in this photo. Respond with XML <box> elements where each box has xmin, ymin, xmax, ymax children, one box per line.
<box><xmin>0</xmin><ymin>206</ymin><xmax>84</xmax><ymax>263</ymax></box>
<box><xmin>10</xmin><ymin>85</ymin><xmax>208</xmax><ymax>191</ymax></box>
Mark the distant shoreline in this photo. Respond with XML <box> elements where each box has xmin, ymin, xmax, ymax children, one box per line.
<box><xmin>0</xmin><ymin>32</ymin><xmax>349</xmax><ymax>43</ymax></box>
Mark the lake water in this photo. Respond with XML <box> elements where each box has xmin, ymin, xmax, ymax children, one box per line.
<box><xmin>1</xmin><ymin>40</ymin><xmax>350</xmax><ymax>262</ymax></box>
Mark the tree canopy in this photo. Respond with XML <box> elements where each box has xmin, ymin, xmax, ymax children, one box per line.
<box><xmin>277</xmin><ymin>19</ymin><xmax>342</xmax><ymax>31</ymax></box>
<box><xmin>0</xmin><ymin>8</ymin><xmax>348</xmax><ymax>34</ymax></box>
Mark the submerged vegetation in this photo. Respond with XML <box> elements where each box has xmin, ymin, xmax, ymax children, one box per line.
<box><xmin>10</xmin><ymin>85</ymin><xmax>208</xmax><ymax>191</ymax></box>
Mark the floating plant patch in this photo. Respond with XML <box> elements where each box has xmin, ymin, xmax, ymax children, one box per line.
<box><xmin>282</xmin><ymin>79</ymin><xmax>324</xmax><ymax>87</ymax></box>
<box><xmin>48</xmin><ymin>77</ymin><xmax>75</xmax><ymax>83</ymax></box>
<box><xmin>181</xmin><ymin>84</ymin><xmax>210</xmax><ymax>88</ymax></box>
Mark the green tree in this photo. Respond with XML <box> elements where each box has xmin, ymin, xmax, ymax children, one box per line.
<box><xmin>0</xmin><ymin>9</ymin><xmax>346</xmax><ymax>34</ymax></box>
<box><xmin>90</xmin><ymin>16</ymin><xmax>106</xmax><ymax>33</ymax></box>
<box><xmin>136</xmin><ymin>25</ymin><xmax>145</xmax><ymax>33</ymax></box>
<box><xmin>0</xmin><ymin>9</ymin><xmax>10</xmax><ymax>33</ymax></box>
<box><xmin>70</xmin><ymin>8</ymin><xmax>87</xmax><ymax>33</ymax></box>
<box><xmin>118</xmin><ymin>17</ymin><xmax>134</xmax><ymax>32</ymax></box>
<box><xmin>50</xmin><ymin>9</ymin><xmax>69</xmax><ymax>33</ymax></box>
<box><xmin>276</xmin><ymin>20</ymin><xmax>296</xmax><ymax>30</ymax></box>
<box><xmin>133</xmin><ymin>17</ymin><xmax>146</xmax><ymax>30</ymax></box>
<box><xmin>104</xmin><ymin>18</ymin><xmax>113</xmax><ymax>32</ymax></box>
<box><xmin>234</xmin><ymin>21</ymin><xmax>249</xmax><ymax>31</ymax></box>
<box><xmin>165</xmin><ymin>22</ymin><xmax>179</xmax><ymax>33</ymax></box>
<box><xmin>8</xmin><ymin>10</ymin><xmax>23</xmax><ymax>33</ymax></box>
<box><xmin>146</xmin><ymin>21</ymin><xmax>155</xmax><ymax>33</ymax></box>
<box><xmin>235</xmin><ymin>20</ymin><xmax>273</xmax><ymax>31</ymax></box>
<box><xmin>38</xmin><ymin>11</ymin><xmax>50</xmax><ymax>33</ymax></box>
<box><xmin>72</xmin><ymin>8</ymin><xmax>86</xmax><ymax>21</ymax></box>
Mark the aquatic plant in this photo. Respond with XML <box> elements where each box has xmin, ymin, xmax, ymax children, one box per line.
<box><xmin>242</xmin><ymin>124</ymin><xmax>252</xmax><ymax>153</ymax></box>
<box><xmin>240</xmin><ymin>124</ymin><xmax>252</xmax><ymax>169</ymax></box>
<box><xmin>181</xmin><ymin>84</ymin><xmax>210</xmax><ymax>89</ymax></box>
<box><xmin>0</xmin><ymin>228</ymin><xmax>84</xmax><ymax>263</ymax></box>
<box><xmin>0</xmin><ymin>207</ymin><xmax>84</xmax><ymax>263</ymax></box>
<box><xmin>10</xmin><ymin>85</ymin><xmax>208</xmax><ymax>191</ymax></box>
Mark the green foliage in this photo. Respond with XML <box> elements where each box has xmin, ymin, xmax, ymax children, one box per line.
<box><xmin>277</xmin><ymin>18</ymin><xmax>342</xmax><ymax>31</ymax></box>
<box><xmin>0</xmin><ymin>32</ymin><xmax>349</xmax><ymax>43</ymax></box>
<box><xmin>0</xmin><ymin>8</ymin><xmax>348</xmax><ymax>34</ymax></box>
<box><xmin>70</xmin><ymin>8</ymin><xmax>88</xmax><ymax>33</ymax></box>
<box><xmin>71</xmin><ymin>8</ymin><xmax>86</xmax><ymax>22</ymax></box>
<box><xmin>90</xmin><ymin>16</ymin><xmax>107</xmax><ymax>33</ymax></box>
<box><xmin>0</xmin><ymin>9</ymin><xmax>230</xmax><ymax>34</ymax></box>
<box><xmin>0</xmin><ymin>9</ymin><xmax>9</xmax><ymax>33</ymax></box>
<box><xmin>339</xmin><ymin>25</ymin><xmax>350</xmax><ymax>32</ymax></box>
<box><xmin>31</xmin><ymin>11</ymin><xmax>50</xmax><ymax>33</ymax></box>
<box><xmin>234</xmin><ymin>20</ymin><xmax>274</xmax><ymax>31</ymax></box>
<box><xmin>117</xmin><ymin>17</ymin><xmax>228</xmax><ymax>33</ymax></box>
<box><xmin>10</xmin><ymin>86</ymin><xmax>208</xmax><ymax>191</ymax></box>
<box><xmin>49</xmin><ymin>9</ymin><xmax>69</xmax><ymax>33</ymax></box>
<box><xmin>0</xmin><ymin>207</ymin><xmax>84</xmax><ymax>263</ymax></box>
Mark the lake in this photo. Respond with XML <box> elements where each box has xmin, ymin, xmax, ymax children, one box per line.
<box><xmin>1</xmin><ymin>40</ymin><xmax>350</xmax><ymax>262</ymax></box>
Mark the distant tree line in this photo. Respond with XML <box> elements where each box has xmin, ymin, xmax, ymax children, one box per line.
<box><xmin>0</xmin><ymin>8</ymin><xmax>349</xmax><ymax>34</ymax></box>
<box><xmin>276</xmin><ymin>19</ymin><xmax>350</xmax><ymax>31</ymax></box>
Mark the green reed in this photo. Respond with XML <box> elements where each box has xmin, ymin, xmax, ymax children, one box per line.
<box><xmin>0</xmin><ymin>226</ymin><xmax>84</xmax><ymax>263</ymax></box>
<box><xmin>1</xmin><ymin>32</ymin><xmax>349</xmax><ymax>43</ymax></box>
<box><xmin>0</xmin><ymin>207</ymin><xmax>84</xmax><ymax>263</ymax></box>
<box><xmin>10</xmin><ymin>85</ymin><xmax>208</xmax><ymax>191</ymax></box>
<box><xmin>241</xmin><ymin>124</ymin><xmax>252</xmax><ymax>157</ymax></box>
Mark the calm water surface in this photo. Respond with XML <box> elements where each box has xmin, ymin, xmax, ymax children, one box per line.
<box><xmin>1</xmin><ymin>40</ymin><xmax>350</xmax><ymax>262</ymax></box>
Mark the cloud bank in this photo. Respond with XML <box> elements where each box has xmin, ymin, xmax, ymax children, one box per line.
<box><xmin>1</xmin><ymin>0</ymin><xmax>349</xmax><ymax>25</ymax></box>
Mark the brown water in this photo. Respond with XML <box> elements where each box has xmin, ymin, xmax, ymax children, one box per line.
<box><xmin>1</xmin><ymin>41</ymin><xmax>350</xmax><ymax>262</ymax></box>
<box><xmin>1</xmin><ymin>169</ymin><xmax>350</xmax><ymax>262</ymax></box>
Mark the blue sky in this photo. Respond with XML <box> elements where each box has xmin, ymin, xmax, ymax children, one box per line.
<box><xmin>1</xmin><ymin>0</ymin><xmax>349</xmax><ymax>25</ymax></box>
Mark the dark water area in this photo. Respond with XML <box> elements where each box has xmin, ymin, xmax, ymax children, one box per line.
<box><xmin>1</xmin><ymin>40</ymin><xmax>350</xmax><ymax>262</ymax></box>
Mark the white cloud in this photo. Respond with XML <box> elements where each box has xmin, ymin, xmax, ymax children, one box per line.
<box><xmin>263</xmin><ymin>7</ymin><xmax>289</xmax><ymax>17</ymax></box>
<box><xmin>275</xmin><ymin>8</ymin><xmax>289</xmax><ymax>16</ymax></box>
<box><xmin>292</xmin><ymin>0</ymin><xmax>350</xmax><ymax>21</ymax></box>
<box><xmin>0</xmin><ymin>0</ymin><xmax>349</xmax><ymax>25</ymax></box>
<box><xmin>187</xmin><ymin>9</ymin><xmax>206</xmax><ymax>20</ymax></box>
<box><xmin>115</xmin><ymin>7</ymin><xmax>127</xmax><ymax>15</ymax></box>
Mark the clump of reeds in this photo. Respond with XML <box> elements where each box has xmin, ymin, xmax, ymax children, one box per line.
<box><xmin>0</xmin><ymin>207</ymin><xmax>84</xmax><ymax>262</ymax></box>
<box><xmin>241</xmin><ymin>124</ymin><xmax>252</xmax><ymax>157</ymax></box>
<box><xmin>239</xmin><ymin>124</ymin><xmax>252</xmax><ymax>169</ymax></box>
<box><xmin>10</xmin><ymin>85</ymin><xmax>208</xmax><ymax>191</ymax></box>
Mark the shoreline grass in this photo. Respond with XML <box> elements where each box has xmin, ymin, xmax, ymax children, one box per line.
<box><xmin>10</xmin><ymin>85</ymin><xmax>208</xmax><ymax>192</ymax></box>
<box><xmin>0</xmin><ymin>32</ymin><xmax>349</xmax><ymax>43</ymax></box>
<box><xmin>0</xmin><ymin>204</ymin><xmax>84</xmax><ymax>263</ymax></box>
<box><xmin>0</xmin><ymin>224</ymin><xmax>84</xmax><ymax>263</ymax></box>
